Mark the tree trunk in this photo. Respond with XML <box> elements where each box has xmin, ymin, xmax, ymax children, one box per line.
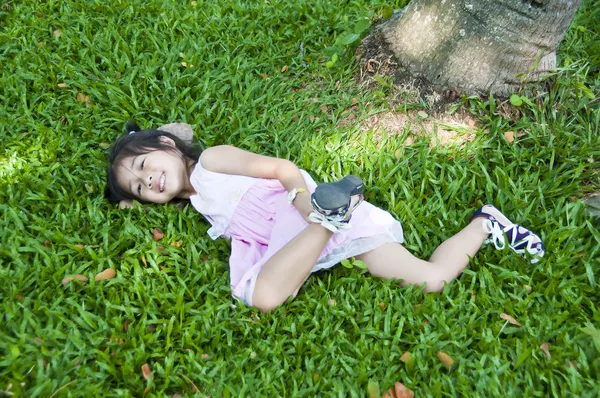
<box><xmin>360</xmin><ymin>0</ymin><xmax>582</xmax><ymax>98</ymax></box>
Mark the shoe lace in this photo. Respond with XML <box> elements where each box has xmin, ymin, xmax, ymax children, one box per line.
<box><xmin>308</xmin><ymin>211</ymin><xmax>352</xmax><ymax>233</ymax></box>
<box><xmin>483</xmin><ymin>219</ymin><xmax>540</xmax><ymax>254</ymax></box>
<box><xmin>482</xmin><ymin>219</ymin><xmax>506</xmax><ymax>250</ymax></box>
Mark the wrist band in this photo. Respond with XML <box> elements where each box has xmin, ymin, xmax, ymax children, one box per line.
<box><xmin>287</xmin><ymin>188</ymin><xmax>308</xmax><ymax>204</ymax></box>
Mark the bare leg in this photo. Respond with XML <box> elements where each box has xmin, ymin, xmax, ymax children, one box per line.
<box><xmin>358</xmin><ymin>218</ymin><xmax>489</xmax><ymax>292</ymax></box>
<box><xmin>252</xmin><ymin>224</ymin><xmax>333</xmax><ymax>311</ymax></box>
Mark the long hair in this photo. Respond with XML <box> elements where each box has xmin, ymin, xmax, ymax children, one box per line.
<box><xmin>105</xmin><ymin>121</ymin><xmax>202</xmax><ymax>203</ymax></box>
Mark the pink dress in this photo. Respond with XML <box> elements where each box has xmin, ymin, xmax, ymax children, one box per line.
<box><xmin>189</xmin><ymin>161</ymin><xmax>404</xmax><ymax>306</ymax></box>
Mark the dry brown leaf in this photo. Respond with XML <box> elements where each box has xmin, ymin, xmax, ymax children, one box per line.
<box><xmin>395</xmin><ymin>382</ymin><xmax>415</xmax><ymax>398</ymax></box>
<box><xmin>540</xmin><ymin>342</ymin><xmax>551</xmax><ymax>360</ymax></box>
<box><xmin>74</xmin><ymin>244</ymin><xmax>84</xmax><ymax>249</ymax></box>
<box><xmin>437</xmin><ymin>351</ymin><xmax>454</xmax><ymax>368</ymax></box>
<box><xmin>141</xmin><ymin>363</ymin><xmax>151</xmax><ymax>380</ymax></box>
<box><xmin>500</xmin><ymin>313</ymin><xmax>521</xmax><ymax>326</ymax></box>
<box><xmin>44</xmin><ymin>240</ymin><xmax>52</xmax><ymax>248</ymax></box>
<box><xmin>34</xmin><ymin>337</ymin><xmax>44</xmax><ymax>344</ymax></box>
<box><xmin>76</xmin><ymin>92</ymin><xmax>90</xmax><ymax>107</ymax></box>
<box><xmin>379</xmin><ymin>302</ymin><xmax>386</xmax><ymax>310</ymax></box>
<box><xmin>124</xmin><ymin>320</ymin><xmax>130</xmax><ymax>331</ymax></box>
<box><xmin>320</xmin><ymin>105</ymin><xmax>328</xmax><ymax>113</ymax></box>
<box><xmin>62</xmin><ymin>274</ymin><xmax>88</xmax><ymax>285</ymax></box>
<box><xmin>260</xmin><ymin>73</ymin><xmax>267</xmax><ymax>78</ymax></box>
<box><xmin>57</xmin><ymin>83</ymin><xmax>67</xmax><ymax>88</ymax></box>
<box><xmin>141</xmin><ymin>255</ymin><xmax>147</xmax><ymax>267</ymax></box>
<box><xmin>201</xmin><ymin>353</ymin><xmax>209</xmax><ymax>359</ymax></box>
<box><xmin>281</xmin><ymin>65</ymin><xmax>288</xmax><ymax>73</ymax></box>
<box><xmin>400</xmin><ymin>351</ymin><xmax>411</xmax><ymax>364</ymax></box>
<box><xmin>94</xmin><ymin>268</ymin><xmax>116</xmax><ymax>282</ymax></box>
<box><xmin>153</xmin><ymin>228</ymin><xmax>164</xmax><ymax>241</ymax></box>
<box><xmin>504</xmin><ymin>131</ymin><xmax>515</xmax><ymax>142</ymax></box>
<box><xmin>53</xmin><ymin>29</ymin><xmax>61</xmax><ymax>37</ymax></box>
<box><xmin>144</xmin><ymin>387</ymin><xmax>151</xmax><ymax>394</ymax></box>
<box><xmin>170</xmin><ymin>241</ymin><xmax>181</xmax><ymax>247</ymax></box>
<box><xmin>309</xmin><ymin>115</ymin><xmax>317</xmax><ymax>122</ymax></box>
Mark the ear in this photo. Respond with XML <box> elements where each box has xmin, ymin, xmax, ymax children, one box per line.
<box><xmin>157</xmin><ymin>123</ymin><xmax>193</xmax><ymax>144</ymax></box>
<box><xmin>158</xmin><ymin>135</ymin><xmax>177</xmax><ymax>148</ymax></box>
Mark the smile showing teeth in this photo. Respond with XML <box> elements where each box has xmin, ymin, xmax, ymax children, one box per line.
<box><xmin>159</xmin><ymin>173</ymin><xmax>166</xmax><ymax>192</ymax></box>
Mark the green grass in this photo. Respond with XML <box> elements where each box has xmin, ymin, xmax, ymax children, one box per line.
<box><xmin>1</xmin><ymin>0</ymin><xmax>599</xmax><ymax>396</ymax></box>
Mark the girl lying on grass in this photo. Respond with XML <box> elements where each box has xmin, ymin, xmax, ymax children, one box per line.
<box><xmin>105</xmin><ymin>122</ymin><xmax>545</xmax><ymax>311</ymax></box>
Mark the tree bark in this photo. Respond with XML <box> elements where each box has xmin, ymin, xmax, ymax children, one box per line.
<box><xmin>360</xmin><ymin>0</ymin><xmax>582</xmax><ymax>98</ymax></box>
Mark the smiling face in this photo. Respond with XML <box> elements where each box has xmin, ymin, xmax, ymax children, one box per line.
<box><xmin>114</xmin><ymin>137</ymin><xmax>195</xmax><ymax>203</ymax></box>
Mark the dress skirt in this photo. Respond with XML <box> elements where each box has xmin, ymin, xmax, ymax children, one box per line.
<box><xmin>224</xmin><ymin>173</ymin><xmax>404</xmax><ymax>306</ymax></box>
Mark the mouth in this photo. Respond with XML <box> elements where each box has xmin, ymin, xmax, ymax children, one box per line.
<box><xmin>159</xmin><ymin>173</ymin><xmax>166</xmax><ymax>192</ymax></box>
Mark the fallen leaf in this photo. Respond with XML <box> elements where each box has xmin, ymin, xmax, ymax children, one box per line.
<box><xmin>62</xmin><ymin>274</ymin><xmax>88</xmax><ymax>285</ymax></box>
<box><xmin>124</xmin><ymin>320</ymin><xmax>130</xmax><ymax>331</ymax></box>
<box><xmin>309</xmin><ymin>115</ymin><xmax>317</xmax><ymax>122</ymax></box>
<box><xmin>400</xmin><ymin>351</ymin><xmax>411</xmax><ymax>364</ymax></box>
<box><xmin>395</xmin><ymin>382</ymin><xmax>415</xmax><ymax>398</ymax></box>
<box><xmin>320</xmin><ymin>105</ymin><xmax>328</xmax><ymax>113</ymax></box>
<box><xmin>34</xmin><ymin>337</ymin><xmax>44</xmax><ymax>344</ymax></box>
<box><xmin>147</xmin><ymin>324</ymin><xmax>155</xmax><ymax>331</ymax></box>
<box><xmin>201</xmin><ymin>353</ymin><xmax>209</xmax><ymax>359</ymax></box>
<box><xmin>328</xmin><ymin>299</ymin><xmax>336</xmax><ymax>307</ymax></box>
<box><xmin>565</xmin><ymin>360</ymin><xmax>578</xmax><ymax>368</ymax></box>
<box><xmin>156</xmin><ymin>246</ymin><xmax>165</xmax><ymax>253</ymax></box>
<box><xmin>44</xmin><ymin>240</ymin><xmax>52</xmax><ymax>248</ymax></box>
<box><xmin>379</xmin><ymin>302</ymin><xmax>386</xmax><ymax>310</ymax></box>
<box><xmin>281</xmin><ymin>65</ymin><xmax>288</xmax><ymax>73</ymax></box>
<box><xmin>437</xmin><ymin>351</ymin><xmax>454</xmax><ymax>368</ymax></box>
<box><xmin>352</xmin><ymin>97</ymin><xmax>359</xmax><ymax>105</ymax></box>
<box><xmin>260</xmin><ymin>73</ymin><xmax>268</xmax><ymax>78</ymax></box>
<box><xmin>170</xmin><ymin>241</ymin><xmax>181</xmax><ymax>247</ymax></box>
<box><xmin>144</xmin><ymin>387</ymin><xmax>151</xmax><ymax>394</ymax></box>
<box><xmin>504</xmin><ymin>131</ymin><xmax>515</xmax><ymax>142</ymax></box>
<box><xmin>153</xmin><ymin>228</ymin><xmax>164</xmax><ymax>241</ymax></box>
<box><xmin>500</xmin><ymin>313</ymin><xmax>521</xmax><ymax>326</ymax></box>
<box><xmin>99</xmin><ymin>142</ymin><xmax>110</xmax><ymax>149</ymax></box>
<box><xmin>73</xmin><ymin>360</ymin><xmax>81</xmax><ymax>367</ymax></box>
<box><xmin>57</xmin><ymin>83</ymin><xmax>67</xmax><ymax>88</ymax></box>
<box><xmin>540</xmin><ymin>342</ymin><xmax>551</xmax><ymax>360</ymax></box>
<box><xmin>74</xmin><ymin>244</ymin><xmax>84</xmax><ymax>249</ymax></box>
<box><xmin>181</xmin><ymin>62</ymin><xmax>187</xmax><ymax>67</ymax></box>
<box><xmin>94</xmin><ymin>268</ymin><xmax>116</xmax><ymax>281</ymax></box>
<box><xmin>76</xmin><ymin>92</ymin><xmax>90</xmax><ymax>108</ymax></box>
<box><xmin>141</xmin><ymin>255</ymin><xmax>147</xmax><ymax>267</ymax></box>
<box><xmin>53</xmin><ymin>29</ymin><xmax>61</xmax><ymax>37</ymax></box>
<box><xmin>141</xmin><ymin>363</ymin><xmax>151</xmax><ymax>380</ymax></box>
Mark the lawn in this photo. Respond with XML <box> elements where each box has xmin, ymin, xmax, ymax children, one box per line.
<box><xmin>1</xmin><ymin>0</ymin><xmax>599</xmax><ymax>396</ymax></box>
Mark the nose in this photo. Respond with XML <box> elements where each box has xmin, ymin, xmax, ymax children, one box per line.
<box><xmin>147</xmin><ymin>174</ymin><xmax>153</xmax><ymax>189</ymax></box>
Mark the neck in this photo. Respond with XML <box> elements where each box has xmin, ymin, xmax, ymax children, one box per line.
<box><xmin>176</xmin><ymin>159</ymin><xmax>198</xmax><ymax>199</ymax></box>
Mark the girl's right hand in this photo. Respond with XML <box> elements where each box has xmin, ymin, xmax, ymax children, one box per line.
<box><xmin>119</xmin><ymin>200</ymin><xmax>135</xmax><ymax>209</ymax></box>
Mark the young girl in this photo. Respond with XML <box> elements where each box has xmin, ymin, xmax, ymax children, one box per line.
<box><xmin>106</xmin><ymin>122</ymin><xmax>545</xmax><ymax>311</ymax></box>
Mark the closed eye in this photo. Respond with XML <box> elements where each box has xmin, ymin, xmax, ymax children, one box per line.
<box><xmin>141</xmin><ymin>159</ymin><xmax>145</xmax><ymax>169</ymax></box>
<box><xmin>137</xmin><ymin>183</ymin><xmax>142</xmax><ymax>195</ymax></box>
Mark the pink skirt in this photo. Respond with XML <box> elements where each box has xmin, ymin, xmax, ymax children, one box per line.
<box><xmin>224</xmin><ymin>173</ymin><xmax>404</xmax><ymax>306</ymax></box>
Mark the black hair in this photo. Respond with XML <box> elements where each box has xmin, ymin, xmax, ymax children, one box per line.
<box><xmin>105</xmin><ymin>121</ymin><xmax>203</xmax><ymax>203</ymax></box>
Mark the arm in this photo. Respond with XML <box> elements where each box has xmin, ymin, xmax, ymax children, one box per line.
<box><xmin>200</xmin><ymin>145</ymin><xmax>313</xmax><ymax>221</ymax></box>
